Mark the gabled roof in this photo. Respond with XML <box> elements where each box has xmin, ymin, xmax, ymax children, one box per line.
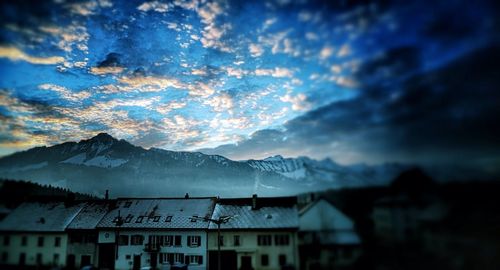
<box><xmin>0</xmin><ymin>201</ymin><xmax>85</xmax><ymax>232</ymax></box>
<box><xmin>209</xmin><ymin>197</ymin><xmax>299</xmax><ymax>230</ymax></box>
<box><xmin>97</xmin><ymin>198</ymin><xmax>216</xmax><ymax>229</ymax></box>
<box><xmin>66</xmin><ymin>201</ymin><xmax>111</xmax><ymax>230</ymax></box>
<box><xmin>299</xmin><ymin>199</ymin><xmax>355</xmax><ymax>231</ymax></box>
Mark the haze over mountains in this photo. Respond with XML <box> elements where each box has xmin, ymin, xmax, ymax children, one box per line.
<box><xmin>0</xmin><ymin>133</ymin><xmax>415</xmax><ymax>197</ymax></box>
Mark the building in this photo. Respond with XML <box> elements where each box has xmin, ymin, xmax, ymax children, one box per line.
<box><xmin>298</xmin><ymin>198</ymin><xmax>362</xmax><ymax>270</ymax></box>
<box><xmin>95</xmin><ymin>197</ymin><xmax>216</xmax><ymax>270</ymax></box>
<box><xmin>207</xmin><ymin>195</ymin><xmax>299</xmax><ymax>270</ymax></box>
<box><xmin>0</xmin><ymin>201</ymin><xmax>85</xmax><ymax>268</ymax></box>
<box><xmin>66</xmin><ymin>200</ymin><xmax>112</xmax><ymax>269</ymax></box>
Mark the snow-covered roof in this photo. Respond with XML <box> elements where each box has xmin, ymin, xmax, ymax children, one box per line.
<box><xmin>209</xmin><ymin>197</ymin><xmax>299</xmax><ymax>230</ymax></box>
<box><xmin>0</xmin><ymin>201</ymin><xmax>85</xmax><ymax>232</ymax></box>
<box><xmin>66</xmin><ymin>201</ymin><xmax>110</xmax><ymax>230</ymax></box>
<box><xmin>97</xmin><ymin>198</ymin><xmax>216</xmax><ymax>229</ymax></box>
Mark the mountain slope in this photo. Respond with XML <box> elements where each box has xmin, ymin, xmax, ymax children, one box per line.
<box><xmin>0</xmin><ymin>134</ymin><xmax>406</xmax><ymax>197</ymax></box>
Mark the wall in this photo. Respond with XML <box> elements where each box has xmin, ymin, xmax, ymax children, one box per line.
<box><xmin>98</xmin><ymin>230</ymin><xmax>208</xmax><ymax>270</ymax></box>
<box><xmin>0</xmin><ymin>233</ymin><xmax>68</xmax><ymax>267</ymax></box>
<box><xmin>207</xmin><ymin>230</ymin><xmax>298</xmax><ymax>270</ymax></box>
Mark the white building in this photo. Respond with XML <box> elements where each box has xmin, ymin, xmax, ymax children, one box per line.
<box><xmin>0</xmin><ymin>201</ymin><xmax>85</xmax><ymax>268</ymax></box>
<box><xmin>207</xmin><ymin>195</ymin><xmax>299</xmax><ymax>270</ymax></box>
<box><xmin>299</xmin><ymin>198</ymin><xmax>362</xmax><ymax>269</ymax></box>
<box><xmin>95</xmin><ymin>198</ymin><xmax>216</xmax><ymax>270</ymax></box>
<box><xmin>66</xmin><ymin>200</ymin><xmax>112</xmax><ymax>268</ymax></box>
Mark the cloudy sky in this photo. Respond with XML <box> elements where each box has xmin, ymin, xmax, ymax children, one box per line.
<box><xmin>1</xmin><ymin>0</ymin><xmax>499</xmax><ymax>174</ymax></box>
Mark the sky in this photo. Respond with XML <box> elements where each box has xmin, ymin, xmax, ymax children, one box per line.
<box><xmin>1</xmin><ymin>0</ymin><xmax>499</xmax><ymax>175</ymax></box>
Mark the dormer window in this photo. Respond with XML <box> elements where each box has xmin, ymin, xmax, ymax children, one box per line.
<box><xmin>125</xmin><ymin>215</ymin><xmax>133</xmax><ymax>223</ymax></box>
<box><xmin>153</xmin><ymin>216</ymin><xmax>160</xmax><ymax>222</ymax></box>
<box><xmin>136</xmin><ymin>216</ymin><xmax>144</xmax><ymax>223</ymax></box>
<box><xmin>165</xmin><ymin>216</ymin><xmax>172</xmax><ymax>222</ymax></box>
<box><xmin>190</xmin><ymin>215</ymin><xmax>198</xmax><ymax>222</ymax></box>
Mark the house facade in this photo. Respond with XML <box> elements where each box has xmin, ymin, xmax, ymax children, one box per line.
<box><xmin>207</xmin><ymin>195</ymin><xmax>299</xmax><ymax>270</ymax></box>
<box><xmin>96</xmin><ymin>198</ymin><xmax>216</xmax><ymax>270</ymax></box>
<box><xmin>66</xmin><ymin>200</ymin><xmax>112</xmax><ymax>269</ymax></box>
<box><xmin>299</xmin><ymin>198</ymin><xmax>362</xmax><ymax>270</ymax></box>
<box><xmin>0</xmin><ymin>201</ymin><xmax>85</xmax><ymax>268</ymax></box>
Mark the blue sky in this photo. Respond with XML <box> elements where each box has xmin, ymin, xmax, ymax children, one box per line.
<box><xmin>1</xmin><ymin>0</ymin><xmax>499</xmax><ymax>172</ymax></box>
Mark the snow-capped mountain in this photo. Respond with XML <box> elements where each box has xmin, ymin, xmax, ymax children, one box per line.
<box><xmin>0</xmin><ymin>133</ymin><xmax>407</xmax><ymax>197</ymax></box>
<box><xmin>246</xmin><ymin>155</ymin><xmax>406</xmax><ymax>188</ymax></box>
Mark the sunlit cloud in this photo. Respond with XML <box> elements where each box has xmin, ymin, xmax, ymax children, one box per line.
<box><xmin>203</xmin><ymin>93</ymin><xmax>234</xmax><ymax>112</ymax></box>
<box><xmin>38</xmin><ymin>84</ymin><xmax>91</xmax><ymax>102</ymax></box>
<box><xmin>255</xmin><ymin>67</ymin><xmax>294</xmax><ymax>78</ymax></box>
<box><xmin>90</xmin><ymin>66</ymin><xmax>125</xmax><ymax>75</ymax></box>
<box><xmin>137</xmin><ymin>1</ymin><xmax>170</xmax><ymax>13</ymax></box>
<box><xmin>156</xmin><ymin>101</ymin><xmax>187</xmax><ymax>115</ymax></box>
<box><xmin>337</xmin><ymin>44</ymin><xmax>352</xmax><ymax>57</ymax></box>
<box><xmin>249</xmin><ymin>43</ymin><xmax>264</xmax><ymax>57</ymax></box>
<box><xmin>280</xmin><ymin>93</ymin><xmax>311</xmax><ymax>111</ymax></box>
<box><xmin>0</xmin><ymin>46</ymin><xmax>64</xmax><ymax>65</ymax></box>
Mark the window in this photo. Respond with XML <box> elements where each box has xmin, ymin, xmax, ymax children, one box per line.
<box><xmin>174</xmin><ymin>235</ymin><xmax>182</xmax><ymax>246</ymax></box>
<box><xmin>118</xmin><ymin>235</ymin><xmax>129</xmax><ymax>246</ymax></box>
<box><xmin>38</xmin><ymin>236</ymin><xmax>44</xmax><ymax>247</ymax></box>
<box><xmin>131</xmin><ymin>235</ymin><xmax>144</xmax><ymax>245</ymax></box>
<box><xmin>1</xmin><ymin>252</ymin><xmax>7</xmax><ymax>263</ymax></box>
<box><xmin>36</xmin><ymin>253</ymin><xmax>43</xmax><ymax>265</ymax></box>
<box><xmin>161</xmin><ymin>253</ymin><xmax>184</xmax><ymax>264</ymax></box>
<box><xmin>153</xmin><ymin>216</ymin><xmax>161</xmax><ymax>222</ymax></box>
<box><xmin>124</xmin><ymin>214</ymin><xmax>134</xmax><ymax>223</ymax></box>
<box><xmin>53</xmin><ymin>254</ymin><xmax>60</xmax><ymax>265</ymax></box>
<box><xmin>124</xmin><ymin>201</ymin><xmax>132</xmax><ymax>208</ymax></box>
<box><xmin>165</xmin><ymin>216</ymin><xmax>172</xmax><ymax>222</ymax></box>
<box><xmin>126</xmin><ymin>255</ymin><xmax>131</xmax><ymax>260</ymax></box>
<box><xmin>19</xmin><ymin>253</ymin><xmax>26</xmax><ymax>265</ymax></box>
<box><xmin>3</xmin><ymin>236</ymin><xmax>9</xmax><ymax>246</ymax></box>
<box><xmin>21</xmin><ymin>236</ymin><xmax>27</xmax><ymax>246</ymax></box>
<box><xmin>257</xmin><ymin>235</ymin><xmax>272</xmax><ymax>246</ymax></box>
<box><xmin>163</xmin><ymin>235</ymin><xmax>173</xmax><ymax>246</ymax></box>
<box><xmin>261</xmin><ymin>255</ymin><xmax>269</xmax><ymax>266</ymax></box>
<box><xmin>279</xmin><ymin>255</ymin><xmax>287</xmax><ymax>266</ymax></box>
<box><xmin>187</xmin><ymin>236</ymin><xmax>201</xmax><ymax>247</ymax></box>
<box><xmin>186</xmin><ymin>255</ymin><xmax>203</xmax><ymax>265</ymax></box>
<box><xmin>234</xmin><ymin>235</ymin><xmax>240</xmax><ymax>246</ymax></box>
<box><xmin>55</xmin><ymin>237</ymin><xmax>61</xmax><ymax>247</ymax></box>
<box><xmin>136</xmin><ymin>216</ymin><xmax>144</xmax><ymax>223</ymax></box>
<box><xmin>274</xmin><ymin>235</ymin><xmax>290</xmax><ymax>246</ymax></box>
<box><xmin>218</xmin><ymin>235</ymin><xmax>224</xmax><ymax>246</ymax></box>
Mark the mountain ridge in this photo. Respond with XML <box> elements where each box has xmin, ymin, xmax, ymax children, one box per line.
<box><xmin>0</xmin><ymin>133</ymin><xmax>407</xmax><ymax>197</ymax></box>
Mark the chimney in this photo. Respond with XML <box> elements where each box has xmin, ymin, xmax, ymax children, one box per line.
<box><xmin>252</xmin><ymin>194</ymin><xmax>258</xmax><ymax>210</ymax></box>
<box><xmin>185</xmin><ymin>193</ymin><xmax>190</xmax><ymax>199</ymax></box>
<box><xmin>105</xmin><ymin>190</ymin><xmax>109</xmax><ymax>200</ymax></box>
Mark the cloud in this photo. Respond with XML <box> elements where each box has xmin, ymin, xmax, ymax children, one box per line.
<box><xmin>249</xmin><ymin>43</ymin><xmax>264</xmax><ymax>57</ymax></box>
<box><xmin>198</xmin><ymin>46</ymin><xmax>500</xmax><ymax>174</ymax></box>
<box><xmin>280</xmin><ymin>93</ymin><xmax>311</xmax><ymax>111</ymax></box>
<box><xmin>337</xmin><ymin>44</ymin><xmax>351</xmax><ymax>57</ymax></box>
<box><xmin>90</xmin><ymin>53</ymin><xmax>125</xmax><ymax>75</ymax></box>
<box><xmin>254</xmin><ymin>67</ymin><xmax>294</xmax><ymax>78</ymax></box>
<box><xmin>38</xmin><ymin>84</ymin><xmax>91</xmax><ymax>102</ymax></box>
<box><xmin>319</xmin><ymin>46</ymin><xmax>334</xmax><ymax>60</ymax></box>
<box><xmin>156</xmin><ymin>101</ymin><xmax>187</xmax><ymax>115</ymax></box>
<box><xmin>137</xmin><ymin>1</ymin><xmax>170</xmax><ymax>13</ymax></box>
<box><xmin>0</xmin><ymin>46</ymin><xmax>64</xmax><ymax>65</ymax></box>
<box><xmin>203</xmin><ymin>93</ymin><xmax>234</xmax><ymax>112</ymax></box>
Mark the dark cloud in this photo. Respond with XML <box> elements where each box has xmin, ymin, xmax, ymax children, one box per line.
<box><xmin>200</xmin><ymin>45</ymin><xmax>500</xmax><ymax>176</ymax></box>
<box><xmin>97</xmin><ymin>52</ymin><xmax>122</xmax><ymax>68</ymax></box>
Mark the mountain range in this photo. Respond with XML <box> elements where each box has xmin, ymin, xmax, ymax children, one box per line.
<box><xmin>0</xmin><ymin>133</ymin><xmax>408</xmax><ymax>197</ymax></box>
